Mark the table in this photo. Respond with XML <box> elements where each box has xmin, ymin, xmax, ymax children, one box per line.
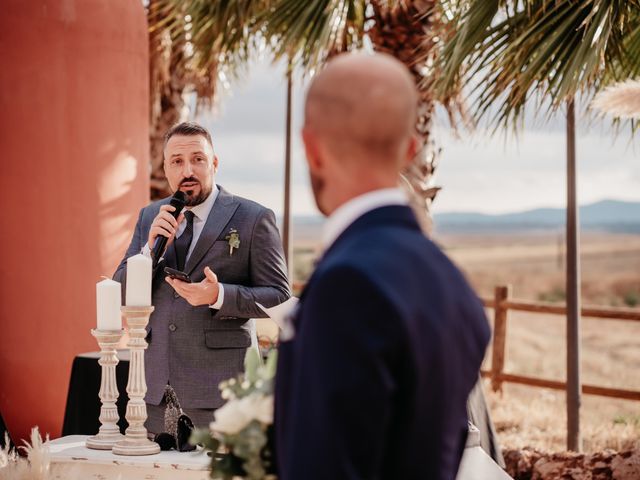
<box><xmin>49</xmin><ymin>435</ymin><xmax>210</xmax><ymax>480</ymax></box>
<box><xmin>46</xmin><ymin>427</ymin><xmax>510</xmax><ymax>480</ymax></box>
<box><xmin>58</xmin><ymin>354</ymin><xmax>510</xmax><ymax>479</ymax></box>
<box><xmin>62</xmin><ymin>351</ymin><xmax>130</xmax><ymax>436</ymax></box>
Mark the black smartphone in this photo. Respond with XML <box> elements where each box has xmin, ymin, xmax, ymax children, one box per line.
<box><xmin>164</xmin><ymin>267</ymin><xmax>192</xmax><ymax>283</ymax></box>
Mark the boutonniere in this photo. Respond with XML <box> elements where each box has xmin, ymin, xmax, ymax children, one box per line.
<box><xmin>225</xmin><ymin>228</ymin><xmax>240</xmax><ymax>256</ymax></box>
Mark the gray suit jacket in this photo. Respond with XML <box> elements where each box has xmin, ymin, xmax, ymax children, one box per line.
<box><xmin>114</xmin><ymin>186</ymin><xmax>291</xmax><ymax>408</ymax></box>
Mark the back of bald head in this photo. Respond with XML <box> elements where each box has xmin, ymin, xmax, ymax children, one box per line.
<box><xmin>305</xmin><ymin>53</ymin><xmax>418</xmax><ymax>167</ymax></box>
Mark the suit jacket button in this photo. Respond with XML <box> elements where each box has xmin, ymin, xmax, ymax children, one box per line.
<box><xmin>169</xmin><ymin>323</ymin><xmax>177</xmax><ymax>332</ymax></box>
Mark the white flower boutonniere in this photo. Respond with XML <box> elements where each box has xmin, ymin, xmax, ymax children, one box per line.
<box><xmin>225</xmin><ymin>228</ymin><xmax>240</xmax><ymax>256</ymax></box>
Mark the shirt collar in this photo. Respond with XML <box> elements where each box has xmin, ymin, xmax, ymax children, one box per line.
<box><xmin>185</xmin><ymin>184</ymin><xmax>219</xmax><ymax>222</ymax></box>
<box><xmin>321</xmin><ymin>187</ymin><xmax>409</xmax><ymax>251</ymax></box>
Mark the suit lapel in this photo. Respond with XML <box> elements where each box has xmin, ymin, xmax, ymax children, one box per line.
<box><xmin>185</xmin><ymin>187</ymin><xmax>240</xmax><ymax>276</ymax></box>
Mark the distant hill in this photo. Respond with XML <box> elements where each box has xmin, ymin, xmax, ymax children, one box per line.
<box><xmin>286</xmin><ymin>199</ymin><xmax>640</xmax><ymax>238</ymax></box>
<box><xmin>434</xmin><ymin>199</ymin><xmax>640</xmax><ymax>233</ymax></box>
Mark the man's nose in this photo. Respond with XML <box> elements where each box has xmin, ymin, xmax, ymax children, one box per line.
<box><xmin>182</xmin><ymin>161</ymin><xmax>194</xmax><ymax>176</ymax></box>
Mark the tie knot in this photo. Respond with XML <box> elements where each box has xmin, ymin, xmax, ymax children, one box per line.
<box><xmin>184</xmin><ymin>210</ymin><xmax>195</xmax><ymax>224</ymax></box>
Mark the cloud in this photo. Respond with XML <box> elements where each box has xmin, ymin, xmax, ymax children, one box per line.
<box><xmin>196</xmin><ymin>58</ymin><xmax>640</xmax><ymax>217</ymax></box>
<box><xmin>434</xmin><ymin>127</ymin><xmax>640</xmax><ymax>213</ymax></box>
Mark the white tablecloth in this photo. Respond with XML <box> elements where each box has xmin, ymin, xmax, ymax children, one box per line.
<box><xmin>49</xmin><ymin>430</ymin><xmax>511</xmax><ymax>480</ymax></box>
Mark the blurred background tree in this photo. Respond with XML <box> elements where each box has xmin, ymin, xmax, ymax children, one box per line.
<box><xmin>147</xmin><ymin>0</ymin><xmax>466</xmax><ymax>231</ymax></box>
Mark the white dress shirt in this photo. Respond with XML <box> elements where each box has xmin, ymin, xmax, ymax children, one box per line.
<box><xmin>143</xmin><ymin>185</ymin><xmax>225</xmax><ymax>309</ymax></box>
<box><xmin>321</xmin><ymin>187</ymin><xmax>409</xmax><ymax>252</ymax></box>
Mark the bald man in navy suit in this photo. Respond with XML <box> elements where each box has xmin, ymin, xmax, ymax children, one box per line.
<box><xmin>274</xmin><ymin>53</ymin><xmax>491</xmax><ymax>480</ymax></box>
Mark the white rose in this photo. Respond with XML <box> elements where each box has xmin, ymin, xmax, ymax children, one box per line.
<box><xmin>210</xmin><ymin>398</ymin><xmax>251</xmax><ymax>435</ymax></box>
<box><xmin>247</xmin><ymin>394</ymin><xmax>274</xmax><ymax>425</ymax></box>
<box><xmin>209</xmin><ymin>394</ymin><xmax>274</xmax><ymax>436</ymax></box>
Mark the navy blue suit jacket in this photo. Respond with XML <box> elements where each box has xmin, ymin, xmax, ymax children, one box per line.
<box><xmin>275</xmin><ymin>205</ymin><xmax>491</xmax><ymax>480</ymax></box>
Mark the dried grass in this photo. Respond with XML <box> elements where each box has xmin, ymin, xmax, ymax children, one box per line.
<box><xmin>441</xmin><ymin>232</ymin><xmax>640</xmax><ymax>454</ymax></box>
<box><xmin>592</xmin><ymin>79</ymin><xmax>640</xmax><ymax>118</ymax></box>
<box><xmin>0</xmin><ymin>427</ymin><xmax>50</xmax><ymax>480</ymax></box>
<box><xmin>488</xmin><ymin>384</ymin><xmax>640</xmax><ymax>453</ymax></box>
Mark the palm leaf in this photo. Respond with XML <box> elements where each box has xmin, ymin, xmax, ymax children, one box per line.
<box><xmin>435</xmin><ymin>0</ymin><xmax>640</xmax><ymax>131</ymax></box>
<box><xmin>262</xmin><ymin>0</ymin><xmax>366</xmax><ymax>70</ymax></box>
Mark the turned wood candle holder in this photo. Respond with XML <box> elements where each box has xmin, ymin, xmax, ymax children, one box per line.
<box><xmin>85</xmin><ymin>329</ymin><xmax>125</xmax><ymax>450</ymax></box>
<box><xmin>112</xmin><ymin>306</ymin><xmax>160</xmax><ymax>456</ymax></box>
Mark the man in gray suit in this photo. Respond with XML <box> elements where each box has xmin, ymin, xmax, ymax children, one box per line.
<box><xmin>114</xmin><ymin>122</ymin><xmax>290</xmax><ymax>432</ymax></box>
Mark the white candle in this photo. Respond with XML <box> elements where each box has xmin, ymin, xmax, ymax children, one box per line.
<box><xmin>126</xmin><ymin>254</ymin><xmax>152</xmax><ymax>306</ymax></box>
<box><xmin>96</xmin><ymin>278</ymin><xmax>122</xmax><ymax>330</ymax></box>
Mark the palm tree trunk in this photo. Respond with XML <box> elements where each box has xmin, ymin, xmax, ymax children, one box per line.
<box><xmin>148</xmin><ymin>1</ymin><xmax>189</xmax><ymax>200</ymax></box>
<box><xmin>400</xmin><ymin>139</ymin><xmax>440</xmax><ymax>235</ymax></box>
<box><xmin>149</xmin><ymin>89</ymin><xmax>185</xmax><ymax>199</ymax></box>
<box><xmin>367</xmin><ymin>0</ymin><xmax>444</xmax><ymax>235</ymax></box>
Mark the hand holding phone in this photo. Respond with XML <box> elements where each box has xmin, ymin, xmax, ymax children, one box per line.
<box><xmin>164</xmin><ymin>267</ymin><xmax>192</xmax><ymax>283</ymax></box>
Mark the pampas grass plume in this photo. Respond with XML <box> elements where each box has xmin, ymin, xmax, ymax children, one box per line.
<box><xmin>592</xmin><ymin>79</ymin><xmax>640</xmax><ymax>118</ymax></box>
<box><xmin>0</xmin><ymin>427</ymin><xmax>50</xmax><ymax>480</ymax></box>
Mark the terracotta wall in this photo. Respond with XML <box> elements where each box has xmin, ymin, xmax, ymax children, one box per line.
<box><xmin>0</xmin><ymin>0</ymin><xmax>149</xmax><ymax>442</ymax></box>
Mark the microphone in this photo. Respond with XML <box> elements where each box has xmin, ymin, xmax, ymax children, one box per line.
<box><xmin>151</xmin><ymin>190</ymin><xmax>186</xmax><ymax>268</ymax></box>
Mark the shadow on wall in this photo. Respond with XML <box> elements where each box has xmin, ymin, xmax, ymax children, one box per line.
<box><xmin>99</xmin><ymin>141</ymin><xmax>151</xmax><ymax>273</ymax></box>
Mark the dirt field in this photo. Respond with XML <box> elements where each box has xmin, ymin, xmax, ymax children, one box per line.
<box><xmin>438</xmin><ymin>232</ymin><xmax>640</xmax><ymax>452</ymax></box>
<box><xmin>280</xmin><ymin>230</ymin><xmax>640</xmax><ymax>453</ymax></box>
<box><xmin>437</xmin><ymin>231</ymin><xmax>640</xmax><ymax>307</ymax></box>
<box><xmin>439</xmin><ymin>232</ymin><xmax>640</xmax><ymax>452</ymax></box>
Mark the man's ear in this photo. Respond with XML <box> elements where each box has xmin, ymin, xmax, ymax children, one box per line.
<box><xmin>213</xmin><ymin>154</ymin><xmax>219</xmax><ymax>173</ymax></box>
<box><xmin>403</xmin><ymin>134</ymin><xmax>419</xmax><ymax>168</ymax></box>
<box><xmin>302</xmin><ymin>127</ymin><xmax>322</xmax><ymax>173</ymax></box>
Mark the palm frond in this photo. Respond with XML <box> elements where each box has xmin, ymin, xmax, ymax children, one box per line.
<box><xmin>261</xmin><ymin>0</ymin><xmax>366</xmax><ymax>71</ymax></box>
<box><xmin>150</xmin><ymin>0</ymin><xmax>268</xmax><ymax>107</ymax></box>
<box><xmin>435</xmin><ymin>0</ymin><xmax>640</xmax><ymax>131</ymax></box>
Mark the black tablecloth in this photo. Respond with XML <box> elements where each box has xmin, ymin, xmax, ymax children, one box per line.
<box><xmin>62</xmin><ymin>351</ymin><xmax>130</xmax><ymax>436</ymax></box>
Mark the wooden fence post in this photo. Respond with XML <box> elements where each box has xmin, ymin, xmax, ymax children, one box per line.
<box><xmin>490</xmin><ymin>285</ymin><xmax>511</xmax><ymax>392</ymax></box>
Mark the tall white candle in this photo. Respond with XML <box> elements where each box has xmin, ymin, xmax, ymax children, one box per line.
<box><xmin>126</xmin><ymin>254</ymin><xmax>152</xmax><ymax>306</ymax></box>
<box><xmin>97</xmin><ymin>278</ymin><xmax>122</xmax><ymax>330</ymax></box>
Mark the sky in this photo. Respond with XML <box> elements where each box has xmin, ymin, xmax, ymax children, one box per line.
<box><xmin>196</xmin><ymin>58</ymin><xmax>640</xmax><ymax>217</ymax></box>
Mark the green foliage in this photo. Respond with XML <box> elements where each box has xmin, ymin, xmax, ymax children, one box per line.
<box><xmin>436</xmin><ymin>0</ymin><xmax>640</xmax><ymax>131</ymax></box>
<box><xmin>623</xmin><ymin>290</ymin><xmax>640</xmax><ymax>307</ymax></box>
<box><xmin>153</xmin><ymin>0</ymin><xmax>267</xmax><ymax>73</ymax></box>
<box><xmin>154</xmin><ymin>0</ymin><xmax>368</xmax><ymax>73</ymax></box>
<box><xmin>260</xmin><ymin>0</ymin><xmax>367</xmax><ymax>70</ymax></box>
<box><xmin>613</xmin><ymin>414</ymin><xmax>640</xmax><ymax>426</ymax></box>
<box><xmin>538</xmin><ymin>286</ymin><xmax>566</xmax><ymax>303</ymax></box>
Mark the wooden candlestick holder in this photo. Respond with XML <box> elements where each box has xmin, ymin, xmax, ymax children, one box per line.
<box><xmin>112</xmin><ymin>306</ymin><xmax>160</xmax><ymax>456</ymax></box>
<box><xmin>85</xmin><ymin>329</ymin><xmax>125</xmax><ymax>450</ymax></box>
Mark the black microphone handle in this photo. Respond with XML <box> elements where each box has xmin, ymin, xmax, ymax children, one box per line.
<box><xmin>151</xmin><ymin>193</ymin><xmax>186</xmax><ymax>268</ymax></box>
<box><xmin>151</xmin><ymin>234</ymin><xmax>170</xmax><ymax>269</ymax></box>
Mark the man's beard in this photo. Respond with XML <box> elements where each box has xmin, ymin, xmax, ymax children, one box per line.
<box><xmin>179</xmin><ymin>177</ymin><xmax>212</xmax><ymax>206</ymax></box>
<box><xmin>309</xmin><ymin>171</ymin><xmax>327</xmax><ymax>216</ymax></box>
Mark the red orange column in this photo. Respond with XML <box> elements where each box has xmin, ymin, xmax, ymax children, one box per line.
<box><xmin>0</xmin><ymin>0</ymin><xmax>149</xmax><ymax>442</ymax></box>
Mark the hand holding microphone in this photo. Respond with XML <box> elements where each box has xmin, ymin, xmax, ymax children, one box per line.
<box><xmin>149</xmin><ymin>190</ymin><xmax>186</xmax><ymax>267</ymax></box>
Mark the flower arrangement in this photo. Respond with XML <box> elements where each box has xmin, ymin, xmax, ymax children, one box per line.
<box><xmin>191</xmin><ymin>348</ymin><xmax>278</xmax><ymax>480</ymax></box>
